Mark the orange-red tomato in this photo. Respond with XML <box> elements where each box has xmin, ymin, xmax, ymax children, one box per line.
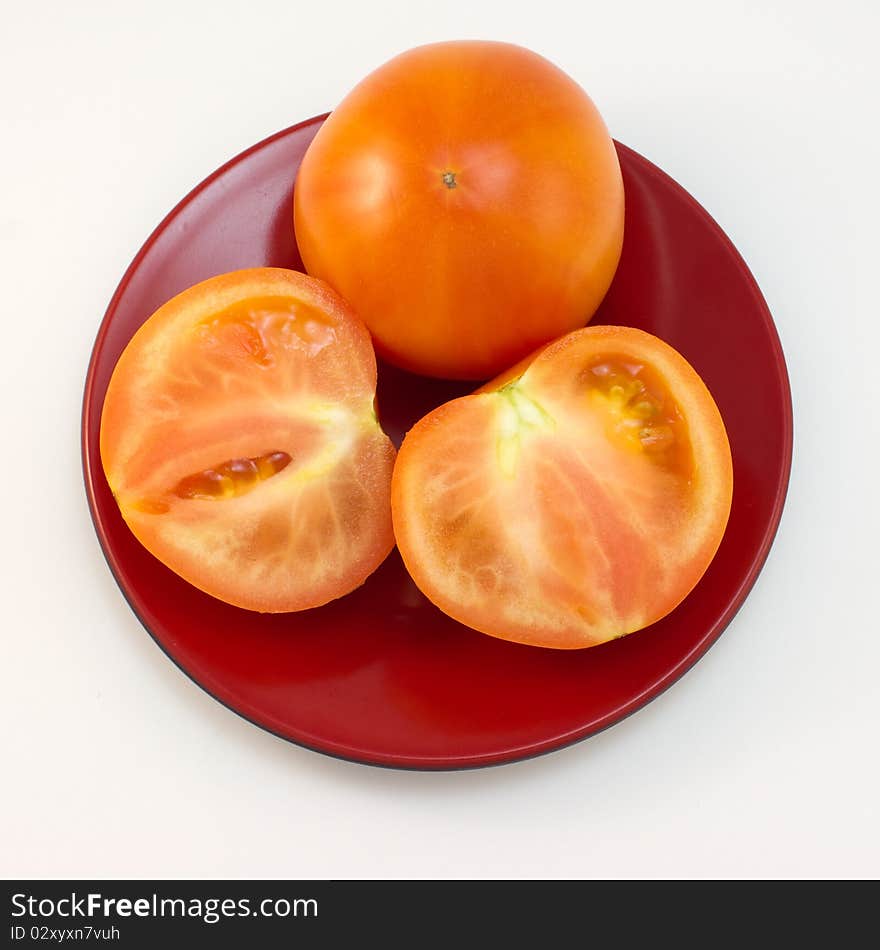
<box><xmin>294</xmin><ymin>41</ymin><xmax>624</xmax><ymax>380</ymax></box>
<box><xmin>100</xmin><ymin>268</ymin><xmax>396</xmax><ymax>612</ymax></box>
<box><xmin>391</xmin><ymin>326</ymin><xmax>733</xmax><ymax>649</ymax></box>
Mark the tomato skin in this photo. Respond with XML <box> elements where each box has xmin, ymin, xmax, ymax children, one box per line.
<box><xmin>391</xmin><ymin>326</ymin><xmax>733</xmax><ymax>649</ymax></box>
<box><xmin>294</xmin><ymin>41</ymin><xmax>624</xmax><ymax>380</ymax></box>
<box><xmin>100</xmin><ymin>268</ymin><xmax>396</xmax><ymax>613</ymax></box>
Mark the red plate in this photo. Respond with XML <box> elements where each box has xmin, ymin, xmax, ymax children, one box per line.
<box><xmin>82</xmin><ymin>116</ymin><xmax>792</xmax><ymax>769</ymax></box>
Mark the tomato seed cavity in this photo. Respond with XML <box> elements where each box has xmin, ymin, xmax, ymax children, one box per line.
<box><xmin>174</xmin><ymin>451</ymin><xmax>292</xmax><ymax>501</ymax></box>
<box><xmin>199</xmin><ymin>296</ymin><xmax>338</xmax><ymax>366</ymax></box>
<box><xmin>585</xmin><ymin>358</ymin><xmax>690</xmax><ymax>470</ymax></box>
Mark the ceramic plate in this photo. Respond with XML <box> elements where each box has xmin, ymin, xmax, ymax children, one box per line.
<box><xmin>82</xmin><ymin>116</ymin><xmax>792</xmax><ymax>769</ymax></box>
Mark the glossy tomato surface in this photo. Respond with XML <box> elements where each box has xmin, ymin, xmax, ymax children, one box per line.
<box><xmin>82</xmin><ymin>116</ymin><xmax>792</xmax><ymax>769</ymax></box>
<box><xmin>392</xmin><ymin>326</ymin><xmax>733</xmax><ymax>649</ymax></box>
<box><xmin>294</xmin><ymin>42</ymin><xmax>624</xmax><ymax>380</ymax></box>
<box><xmin>100</xmin><ymin>268</ymin><xmax>395</xmax><ymax>613</ymax></box>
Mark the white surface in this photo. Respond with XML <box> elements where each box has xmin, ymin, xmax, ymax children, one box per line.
<box><xmin>2</xmin><ymin>0</ymin><xmax>878</xmax><ymax>880</ymax></box>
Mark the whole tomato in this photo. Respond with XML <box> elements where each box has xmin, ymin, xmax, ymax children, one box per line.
<box><xmin>294</xmin><ymin>41</ymin><xmax>624</xmax><ymax>380</ymax></box>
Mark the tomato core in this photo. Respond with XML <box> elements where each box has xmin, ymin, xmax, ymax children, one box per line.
<box><xmin>494</xmin><ymin>384</ymin><xmax>555</xmax><ymax>478</ymax></box>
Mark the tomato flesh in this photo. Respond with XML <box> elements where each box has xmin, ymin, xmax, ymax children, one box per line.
<box><xmin>100</xmin><ymin>268</ymin><xmax>396</xmax><ymax>613</ymax></box>
<box><xmin>391</xmin><ymin>326</ymin><xmax>733</xmax><ymax>649</ymax></box>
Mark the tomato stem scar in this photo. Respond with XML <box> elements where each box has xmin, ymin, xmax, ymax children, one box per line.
<box><xmin>441</xmin><ymin>171</ymin><xmax>457</xmax><ymax>189</ymax></box>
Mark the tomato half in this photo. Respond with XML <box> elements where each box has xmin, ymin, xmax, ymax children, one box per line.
<box><xmin>293</xmin><ymin>41</ymin><xmax>624</xmax><ymax>380</ymax></box>
<box><xmin>100</xmin><ymin>268</ymin><xmax>396</xmax><ymax>612</ymax></box>
<box><xmin>391</xmin><ymin>326</ymin><xmax>733</xmax><ymax>649</ymax></box>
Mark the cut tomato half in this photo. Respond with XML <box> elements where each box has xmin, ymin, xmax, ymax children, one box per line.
<box><xmin>391</xmin><ymin>326</ymin><xmax>733</xmax><ymax>649</ymax></box>
<box><xmin>100</xmin><ymin>268</ymin><xmax>396</xmax><ymax>612</ymax></box>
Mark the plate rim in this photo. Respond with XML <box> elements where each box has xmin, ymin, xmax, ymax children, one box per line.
<box><xmin>81</xmin><ymin>116</ymin><xmax>794</xmax><ymax>771</ymax></box>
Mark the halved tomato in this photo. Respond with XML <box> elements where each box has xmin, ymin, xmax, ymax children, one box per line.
<box><xmin>100</xmin><ymin>268</ymin><xmax>396</xmax><ymax>612</ymax></box>
<box><xmin>391</xmin><ymin>326</ymin><xmax>733</xmax><ymax>649</ymax></box>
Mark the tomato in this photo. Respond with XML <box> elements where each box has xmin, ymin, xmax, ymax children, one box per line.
<box><xmin>293</xmin><ymin>41</ymin><xmax>624</xmax><ymax>380</ymax></box>
<box><xmin>391</xmin><ymin>326</ymin><xmax>733</xmax><ymax>649</ymax></box>
<box><xmin>100</xmin><ymin>268</ymin><xmax>396</xmax><ymax>612</ymax></box>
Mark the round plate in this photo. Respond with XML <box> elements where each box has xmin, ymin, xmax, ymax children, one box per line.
<box><xmin>82</xmin><ymin>116</ymin><xmax>792</xmax><ymax>770</ymax></box>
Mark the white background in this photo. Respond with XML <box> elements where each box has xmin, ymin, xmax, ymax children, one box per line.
<box><xmin>2</xmin><ymin>0</ymin><xmax>878</xmax><ymax>880</ymax></box>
